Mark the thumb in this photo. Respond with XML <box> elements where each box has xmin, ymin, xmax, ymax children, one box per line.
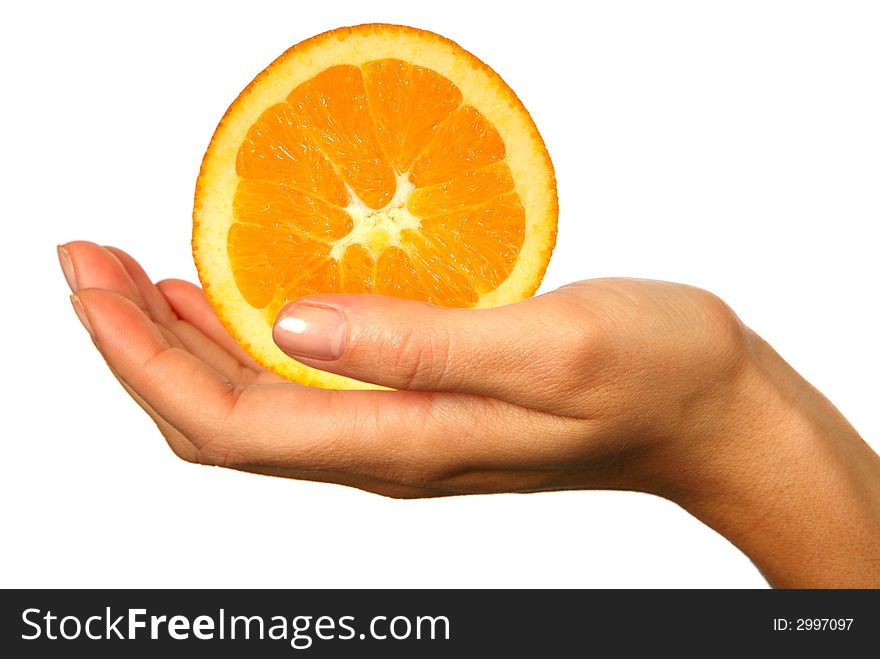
<box><xmin>272</xmin><ymin>292</ymin><xmax>589</xmax><ymax>408</ymax></box>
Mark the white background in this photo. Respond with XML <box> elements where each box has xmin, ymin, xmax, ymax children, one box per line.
<box><xmin>2</xmin><ymin>1</ymin><xmax>878</xmax><ymax>588</ymax></box>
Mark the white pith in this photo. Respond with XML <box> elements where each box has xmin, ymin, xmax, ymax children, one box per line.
<box><xmin>331</xmin><ymin>173</ymin><xmax>420</xmax><ymax>260</ymax></box>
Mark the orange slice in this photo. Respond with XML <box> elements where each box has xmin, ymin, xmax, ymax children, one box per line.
<box><xmin>193</xmin><ymin>24</ymin><xmax>557</xmax><ymax>388</ymax></box>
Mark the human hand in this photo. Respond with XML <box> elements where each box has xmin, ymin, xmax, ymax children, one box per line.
<box><xmin>60</xmin><ymin>241</ymin><xmax>880</xmax><ymax>587</ymax></box>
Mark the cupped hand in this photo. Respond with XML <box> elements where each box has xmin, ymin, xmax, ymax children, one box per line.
<box><xmin>60</xmin><ymin>241</ymin><xmax>880</xmax><ymax>587</ymax></box>
<box><xmin>58</xmin><ymin>240</ymin><xmax>749</xmax><ymax>500</ymax></box>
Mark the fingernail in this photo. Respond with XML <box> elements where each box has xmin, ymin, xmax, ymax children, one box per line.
<box><xmin>273</xmin><ymin>303</ymin><xmax>345</xmax><ymax>361</ymax></box>
<box><xmin>58</xmin><ymin>245</ymin><xmax>78</xmax><ymax>293</ymax></box>
<box><xmin>70</xmin><ymin>294</ymin><xmax>96</xmax><ymax>340</ymax></box>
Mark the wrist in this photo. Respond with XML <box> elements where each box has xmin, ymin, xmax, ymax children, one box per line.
<box><xmin>667</xmin><ymin>330</ymin><xmax>880</xmax><ymax>587</ymax></box>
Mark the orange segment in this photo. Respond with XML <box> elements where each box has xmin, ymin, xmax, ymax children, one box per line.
<box><xmin>227</xmin><ymin>223</ymin><xmax>331</xmax><ymax>309</ymax></box>
<box><xmin>408</xmin><ymin>162</ymin><xmax>515</xmax><ymax>217</ymax></box>
<box><xmin>236</xmin><ymin>103</ymin><xmax>350</xmax><ymax>207</ymax></box>
<box><xmin>234</xmin><ymin>179</ymin><xmax>353</xmax><ymax>242</ymax></box>
<box><xmin>409</xmin><ymin>105</ymin><xmax>506</xmax><ymax>187</ymax></box>
<box><xmin>339</xmin><ymin>244</ymin><xmax>375</xmax><ymax>294</ymax></box>
<box><xmin>286</xmin><ymin>65</ymin><xmax>396</xmax><ymax>209</ymax></box>
<box><xmin>401</xmin><ymin>230</ymin><xmax>480</xmax><ymax>306</ymax></box>
<box><xmin>375</xmin><ymin>247</ymin><xmax>428</xmax><ymax>300</ymax></box>
<box><xmin>194</xmin><ymin>24</ymin><xmax>557</xmax><ymax>388</ymax></box>
<box><xmin>363</xmin><ymin>59</ymin><xmax>462</xmax><ymax>173</ymax></box>
<box><xmin>270</xmin><ymin>252</ymin><xmax>340</xmax><ymax>322</ymax></box>
<box><xmin>419</xmin><ymin>193</ymin><xmax>525</xmax><ymax>294</ymax></box>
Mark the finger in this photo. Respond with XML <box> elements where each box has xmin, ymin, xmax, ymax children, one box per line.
<box><xmin>63</xmin><ymin>243</ymin><xmax>261</xmax><ymax>384</ymax></box>
<box><xmin>59</xmin><ymin>241</ymin><xmax>146</xmax><ymax>309</ymax></box>
<box><xmin>158</xmin><ymin>279</ymin><xmax>266</xmax><ymax>372</ymax></box>
<box><xmin>104</xmin><ymin>246</ymin><xmax>177</xmax><ymax>325</ymax></box>
<box><xmin>272</xmin><ymin>293</ymin><xmax>592</xmax><ymax>413</ymax></box>
<box><xmin>75</xmin><ymin>287</ymin><xmax>240</xmax><ymax>448</ymax></box>
<box><xmin>86</xmin><ymin>245</ymin><xmax>242</xmax><ymax>376</ymax></box>
<box><xmin>160</xmin><ymin>318</ymin><xmax>266</xmax><ymax>385</ymax></box>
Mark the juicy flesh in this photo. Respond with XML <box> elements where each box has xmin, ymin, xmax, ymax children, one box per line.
<box><xmin>230</xmin><ymin>59</ymin><xmax>525</xmax><ymax>322</ymax></box>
